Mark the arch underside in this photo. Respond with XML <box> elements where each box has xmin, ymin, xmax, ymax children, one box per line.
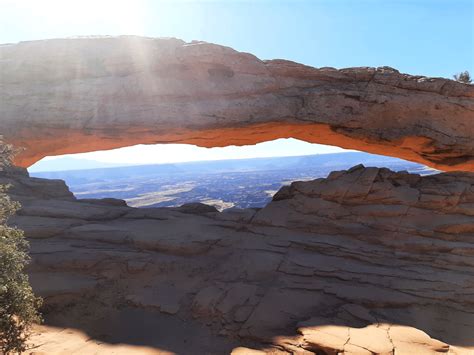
<box><xmin>9</xmin><ymin>122</ymin><xmax>472</xmax><ymax>171</ymax></box>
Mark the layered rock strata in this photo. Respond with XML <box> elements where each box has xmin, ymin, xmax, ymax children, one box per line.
<box><xmin>2</xmin><ymin>165</ymin><xmax>473</xmax><ymax>354</ymax></box>
<box><xmin>1</xmin><ymin>36</ymin><xmax>473</xmax><ymax>171</ymax></box>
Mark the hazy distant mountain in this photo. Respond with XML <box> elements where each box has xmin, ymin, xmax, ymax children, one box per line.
<box><xmin>31</xmin><ymin>152</ymin><xmax>434</xmax><ymax>182</ymax></box>
<box><xmin>28</xmin><ymin>157</ymin><xmax>133</xmax><ymax>172</ymax></box>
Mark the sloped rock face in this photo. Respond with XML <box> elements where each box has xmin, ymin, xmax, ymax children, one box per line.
<box><xmin>255</xmin><ymin>164</ymin><xmax>474</xmax><ymax>238</ymax></box>
<box><xmin>2</xmin><ymin>166</ymin><xmax>474</xmax><ymax>353</ymax></box>
<box><xmin>1</xmin><ymin>36</ymin><xmax>473</xmax><ymax>171</ymax></box>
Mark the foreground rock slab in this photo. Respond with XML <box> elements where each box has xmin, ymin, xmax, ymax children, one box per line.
<box><xmin>2</xmin><ymin>165</ymin><xmax>473</xmax><ymax>354</ymax></box>
<box><xmin>1</xmin><ymin>36</ymin><xmax>473</xmax><ymax>171</ymax></box>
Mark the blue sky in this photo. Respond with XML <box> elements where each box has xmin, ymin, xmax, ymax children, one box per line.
<box><xmin>2</xmin><ymin>0</ymin><xmax>473</xmax><ymax>169</ymax></box>
<box><xmin>2</xmin><ymin>0</ymin><xmax>472</xmax><ymax>77</ymax></box>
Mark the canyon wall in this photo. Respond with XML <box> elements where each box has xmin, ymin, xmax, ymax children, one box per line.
<box><xmin>1</xmin><ymin>36</ymin><xmax>473</xmax><ymax>171</ymax></box>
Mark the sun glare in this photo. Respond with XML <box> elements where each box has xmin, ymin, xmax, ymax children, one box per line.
<box><xmin>7</xmin><ymin>0</ymin><xmax>148</xmax><ymax>36</ymax></box>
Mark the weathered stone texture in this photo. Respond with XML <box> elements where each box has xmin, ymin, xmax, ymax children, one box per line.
<box><xmin>1</xmin><ymin>36</ymin><xmax>473</xmax><ymax>170</ymax></box>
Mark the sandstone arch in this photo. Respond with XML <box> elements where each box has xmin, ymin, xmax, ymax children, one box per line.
<box><xmin>0</xmin><ymin>36</ymin><xmax>473</xmax><ymax>171</ymax></box>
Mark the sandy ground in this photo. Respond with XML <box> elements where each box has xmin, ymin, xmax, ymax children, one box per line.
<box><xmin>28</xmin><ymin>325</ymin><xmax>169</xmax><ymax>355</ymax></box>
<box><xmin>26</xmin><ymin>302</ymin><xmax>243</xmax><ymax>355</ymax></box>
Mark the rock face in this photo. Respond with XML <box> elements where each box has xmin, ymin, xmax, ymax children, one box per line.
<box><xmin>2</xmin><ymin>166</ymin><xmax>474</xmax><ymax>354</ymax></box>
<box><xmin>1</xmin><ymin>36</ymin><xmax>473</xmax><ymax>171</ymax></box>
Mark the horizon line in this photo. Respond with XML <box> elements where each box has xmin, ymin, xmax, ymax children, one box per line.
<box><xmin>28</xmin><ymin>150</ymin><xmax>393</xmax><ymax>174</ymax></box>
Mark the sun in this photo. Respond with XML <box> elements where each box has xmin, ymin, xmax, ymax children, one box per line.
<box><xmin>4</xmin><ymin>0</ymin><xmax>148</xmax><ymax>36</ymax></box>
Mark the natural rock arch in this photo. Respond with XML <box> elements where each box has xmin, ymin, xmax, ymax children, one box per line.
<box><xmin>1</xmin><ymin>36</ymin><xmax>473</xmax><ymax>171</ymax></box>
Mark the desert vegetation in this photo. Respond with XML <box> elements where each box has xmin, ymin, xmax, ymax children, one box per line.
<box><xmin>0</xmin><ymin>140</ymin><xmax>42</xmax><ymax>354</ymax></box>
<box><xmin>453</xmin><ymin>70</ymin><xmax>472</xmax><ymax>84</ymax></box>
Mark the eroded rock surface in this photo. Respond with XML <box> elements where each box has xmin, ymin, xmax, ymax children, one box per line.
<box><xmin>1</xmin><ymin>36</ymin><xmax>473</xmax><ymax>171</ymax></box>
<box><xmin>2</xmin><ymin>165</ymin><xmax>473</xmax><ymax>354</ymax></box>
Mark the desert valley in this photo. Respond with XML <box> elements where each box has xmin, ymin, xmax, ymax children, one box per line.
<box><xmin>31</xmin><ymin>152</ymin><xmax>435</xmax><ymax>210</ymax></box>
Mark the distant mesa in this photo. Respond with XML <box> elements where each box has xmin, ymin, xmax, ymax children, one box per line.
<box><xmin>28</xmin><ymin>156</ymin><xmax>134</xmax><ymax>172</ymax></box>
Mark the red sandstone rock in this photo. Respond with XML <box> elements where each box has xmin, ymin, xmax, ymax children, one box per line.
<box><xmin>1</xmin><ymin>36</ymin><xmax>473</xmax><ymax>171</ymax></box>
<box><xmin>2</xmin><ymin>166</ymin><xmax>473</xmax><ymax>353</ymax></box>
